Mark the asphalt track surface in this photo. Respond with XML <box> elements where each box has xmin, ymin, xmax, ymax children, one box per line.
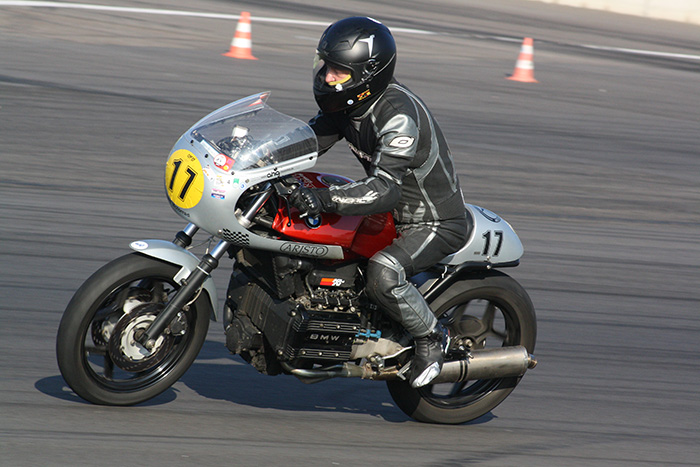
<box><xmin>1</xmin><ymin>1</ymin><xmax>699</xmax><ymax>465</ymax></box>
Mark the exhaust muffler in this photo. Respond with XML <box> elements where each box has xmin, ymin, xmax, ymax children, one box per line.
<box><xmin>430</xmin><ymin>346</ymin><xmax>537</xmax><ymax>384</ymax></box>
<box><xmin>286</xmin><ymin>345</ymin><xmax>536</xmax><ymax>384</ymax></box>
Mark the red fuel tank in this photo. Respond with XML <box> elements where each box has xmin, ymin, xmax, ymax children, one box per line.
<box><xmin>271</xmin><ymin>172</ymin><xmax>396</xmax><ymax>259</ymax></box>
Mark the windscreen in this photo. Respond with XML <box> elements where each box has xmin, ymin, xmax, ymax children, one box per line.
<box><xmin>190</xmin><ymin>93</ymin><xmax>317</xmax><ymax>171</ymax></box>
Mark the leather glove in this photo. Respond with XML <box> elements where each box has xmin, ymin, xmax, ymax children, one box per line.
<box><xmin>289</xmin><ymin>187</ymin><xmax>322</xmax><ymax>218</ymax></box>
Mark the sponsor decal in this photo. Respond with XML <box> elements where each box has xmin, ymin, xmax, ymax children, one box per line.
<box><xmin>202</xmin><ymin>166</ymin><xmax>214</xmax><ymax>181</ymax></box>
<box><xmin>357</xmin><ymin>89</ymin><xmax>371</xmax><ymax>101</ymax></box>
<box><xmin>329</xmin><ymin>192</ymin><xmax>378</xmax><ymax>204</ymax></box>
<box><xmin>168</xmin><ymin>200</ymin><xmax>191</xmax><ymax>218</ymax></box>
<box><xmin>320</xmin><ymin>277</ymin><xmax>345</xmax><ymax>287</ymax></box>
<box><xmin>280</xmin><ymin>242</ymin><xmax>329</xmax><ymax>257</ymax></box>
<box><xmin>213</xmin><ymin>153</ymin><xmax>236</xmax><ymax>172</ymax></box>
<box><xmin>266</xmin><ymin>168</ymin><xmax>281</xmax><ymax>179</ymax></box>
<box><xmin>388</xmin><ymin>135</ymin><xmax>415</xmax><ymax>149</ymax></box>
<box><xmin>231</xmin><ymin>178</ymin><xmax>246</xmax><ymax>190</ymax></box>
<box><xmin>130</xmin><ymin>241</ymin><xmax>148</xmax><ymax>250</ymax></box>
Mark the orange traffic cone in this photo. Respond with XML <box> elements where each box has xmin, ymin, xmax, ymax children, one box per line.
<box><xmin>223</xmin><ymin>11</ymin><xmax>258</xmax><ymax>60</ymax></box>
<box><xmin>506</xmin><ymin>37</ymin><xmax>537</xmax><ymax>83</ymax></box>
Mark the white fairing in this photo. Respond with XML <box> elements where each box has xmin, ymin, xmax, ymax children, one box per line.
<box><xmin>440</xmin><ymin>205</ymin><xmax>523</xmax><ymax>266</ymax></box>
<box><xmin>164</xmin><ymin>92</ymin><xmax>344</xmax><ymax>260</ymax></box>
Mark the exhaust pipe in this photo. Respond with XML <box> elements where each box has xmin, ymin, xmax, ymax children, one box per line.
<box><xmin>285</xmin><ymin>346</ymin><xmax>536</xmax><ymax>384</ymax></box>
<box><xmin>431</xmin><ymin>346</ymin><xmax>537</xmax><ymax>384</ymax></box>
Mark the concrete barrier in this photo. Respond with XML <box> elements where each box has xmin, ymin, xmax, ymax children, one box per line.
<box><xmin>525</xmin><ymin>0</ymin><xmax>700</xmax><ymax>25</ymax></box>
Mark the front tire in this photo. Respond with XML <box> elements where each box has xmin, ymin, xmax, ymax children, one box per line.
<box><xmin>56</xmin><ymin>253</ymin><xmax>211</xmax><ymax>405</ymax></box>
<box><xmin>387</xmin><ymin>270</ymin><xmax>536</xmax><ymax>424</ymax></box>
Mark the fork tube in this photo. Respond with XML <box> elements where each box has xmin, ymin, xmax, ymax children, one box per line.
<box><xmin>237</xmin><ymin>184</ymin><xmax>273</xmax><ymax>228</ymax></box>
<box><xmin>136</xmin><ymin>239</ymin><xmax>230</xmax><ymax>350</ymax></box>
<box><xmin>173</xmin><ymin>223</ymin><xmax>199</xmax><ymax>248</ymax></box>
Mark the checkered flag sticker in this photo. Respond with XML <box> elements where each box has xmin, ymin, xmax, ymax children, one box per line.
<box><xmin>221</xmin><ymin>229</ymin><xmax>250</xmax><ymax>246</ymax></box>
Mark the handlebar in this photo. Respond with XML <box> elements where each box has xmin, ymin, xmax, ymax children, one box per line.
<box><xmin>272</xmin><ymin>175</ymin><xmax>300</xmax><ymax>197</ymax></box>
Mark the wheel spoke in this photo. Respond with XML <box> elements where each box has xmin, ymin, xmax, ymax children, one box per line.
<box><xmin>447</xmin><ymin>380</ymin><xmax>468</xmax><ymax>397</ymax></box>
<box><xmin>480</xmin><ymin>302</ymin><xmax>508</xmax><ymax>344</ymax></box>
<box><xmin>103</xmin><ymin>354</ymin><xmax>114</xmax><ymax>379</ymax></box>
<box><xmin>445</xmin><ymin>303</ymin><xmax>467</xmax><ymax>326</ymax></box>
<box><xmin>482</xmin><ymin>302</ymin><xmax>496</xmax><ymax>329</ymax></box>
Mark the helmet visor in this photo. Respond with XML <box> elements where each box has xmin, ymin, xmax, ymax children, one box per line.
<box><xmin>313</xmin><ymin>54</ymin><xmax>353</xmax><ymax>89</ymax></box>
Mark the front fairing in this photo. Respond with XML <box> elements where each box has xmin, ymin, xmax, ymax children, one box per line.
<box><xmin>164</xmin><ymin>92</ymin><xmax>344</xmax><ymax>260</ymax></box>
<box><xmin>187</xmin><ymin>92</ymin><xmax>317</xmax><ymax>173</ymax></box>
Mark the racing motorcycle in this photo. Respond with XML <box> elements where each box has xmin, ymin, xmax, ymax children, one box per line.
<box><xmin>56</xmin><ymin>92</ymin><xmax>537</xmax><ymax>424</ymax></box>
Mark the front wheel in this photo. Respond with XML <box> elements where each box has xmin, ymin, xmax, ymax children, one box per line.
<box><xmin>387</xmin><ymin>270</ymin><xmax>536</xmax><ymax>424</ymax></box>
<box><xmin>56</xmin><ymin>253</ymin><xmax>212</xmax><ymax>405</ymax></box>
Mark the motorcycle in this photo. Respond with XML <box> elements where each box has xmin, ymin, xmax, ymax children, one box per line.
<box><xmin>56</xmin><ymin>92</ymin><xmax>536</xmax><ymax>424</ymax></box>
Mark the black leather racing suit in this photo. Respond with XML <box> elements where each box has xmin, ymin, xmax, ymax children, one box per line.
<box><xmin>310</xmin><ymin>80</ymin><xmax>469</xmax><ymax>338</ymax></box>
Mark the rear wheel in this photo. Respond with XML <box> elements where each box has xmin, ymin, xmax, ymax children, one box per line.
<box><xmin>387</xmin><ymin>271</ymin><xmax>536</xmax><ymax>424</ymax></box>
<box><xmin>56</xmin><ymin>253</ymin><xmax>211</xmax><ymax>405</ymax></box>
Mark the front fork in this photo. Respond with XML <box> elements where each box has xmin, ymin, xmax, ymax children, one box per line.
<box><xmin>135</xmin><ymin>185</ymin><xmax>273</xmax><ymax>350</ymax></box>
<box><xmin>135</xmin><ymin>224</ymin><xmax>230</xmax><ymax>350</ymax></box>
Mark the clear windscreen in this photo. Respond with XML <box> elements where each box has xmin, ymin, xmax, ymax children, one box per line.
<box><xmin>189</xmin><ymin>92</ymin><xmax>317</xmax><ymax>171</ymax></box>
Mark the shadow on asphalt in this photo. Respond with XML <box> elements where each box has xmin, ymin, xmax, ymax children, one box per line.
<box><xmin>35</xmin><ymin>374</ymin><xmax>178</xmax><ymax>406</ymax></box>
<box><xmin>35</xmin><ymin>339</ymin><xmax>495</xmax><ymax>425</ymax></box>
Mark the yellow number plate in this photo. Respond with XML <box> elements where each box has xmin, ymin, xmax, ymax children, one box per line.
<box><xmin>165</xmin><ymin>149</ymin><xmax>204</xmax><ymax>209</ymax></box>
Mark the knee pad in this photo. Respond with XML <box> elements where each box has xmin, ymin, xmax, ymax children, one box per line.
<box><xmin>366</xmin><ymin>251</ymin><xmax>437</xmax><ymax>337</ymax></box>
<box><xmin>366</xmin><ymin>251</ymin><xmax>406</xmax><ymax>308</ymax></box>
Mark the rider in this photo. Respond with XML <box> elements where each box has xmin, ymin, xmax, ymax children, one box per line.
<box><xmin>289</xmin><ymin>16</ymin><xmax>469</xmax><ymax>388</ymax></box>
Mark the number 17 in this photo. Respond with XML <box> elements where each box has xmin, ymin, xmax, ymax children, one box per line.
<box><xmin>482</xmin><ymin>230</ymin><xmax>503</xmax><ymax>256</ymax></box>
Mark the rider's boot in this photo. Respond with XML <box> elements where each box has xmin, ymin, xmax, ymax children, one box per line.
<box><xmin>410</xmin><ymin>324</ymin><xmax>449</xmax><ymax>388</ymax></box>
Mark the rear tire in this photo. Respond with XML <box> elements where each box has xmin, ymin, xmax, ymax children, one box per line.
<box><xmin>387</xmin><ymin>270</ymin><xmax>536</xmax><ymax>424</ymax></box>
<box><xmin>56</xmin><ymin>253</ymin><xmax>211</xmax><ymax>405</ymax></box>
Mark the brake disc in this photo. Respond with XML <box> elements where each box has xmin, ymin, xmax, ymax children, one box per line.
<box><xmin>91</xmin><ymin>311</ymin><xmax>121</xmax><ymax>346</ymax></box>
<box><xmin>108</xmin><ymin>304</ymin><xmax>174</xmax><ymax>372</ymax></box>
<box><xmin>92</xmin><ymin>287</ymin><xmax>155</xmax><ymax>347</ymax></box>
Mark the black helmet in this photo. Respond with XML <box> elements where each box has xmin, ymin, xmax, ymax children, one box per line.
<box><xmin>313</xmin><ymin>17</ymin><xmax>396</xmax><ymax>113</ymax></box>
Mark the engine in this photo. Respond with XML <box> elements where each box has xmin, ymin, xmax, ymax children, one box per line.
<box><xmin>224</xmin><ymin>250</ymin><xmax>375</xmax><ymax>375</ymax></box>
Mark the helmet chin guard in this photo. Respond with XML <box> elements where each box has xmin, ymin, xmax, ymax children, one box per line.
<box><xmin>313</xmin><ymin>17</ymin><xmax>396</xmax><ymax>113</ymax></box>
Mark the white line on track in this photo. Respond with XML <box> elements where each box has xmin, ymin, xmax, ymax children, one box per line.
<box><xmin>1</xmin><ymin>1</ymin><xmax>699</xmax><ymax>60</ymax></box>
<box><xmin>0</xmin><ymin>1</ymin><xmax>434</xmax><ymax>34</ymax></box>
<box><xmin>580</xmin><ymin>44</ymin><xmax>700</xmax><ymax>61</ymax></box>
